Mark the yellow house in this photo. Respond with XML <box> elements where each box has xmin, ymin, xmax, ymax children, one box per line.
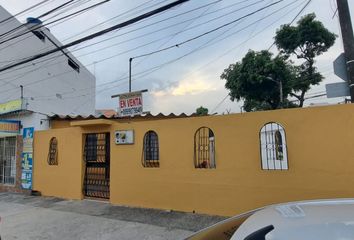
<box><xmin>33</xmin><ymin>104</ymin><xmax>354</xmax><ymax>216</ymax></box>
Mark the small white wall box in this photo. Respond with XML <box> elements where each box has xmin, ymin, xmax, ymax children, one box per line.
<box><xmin>115</xmin><ymin>130</ymin><xmax>134</xmax><ymax>145</ymax></box>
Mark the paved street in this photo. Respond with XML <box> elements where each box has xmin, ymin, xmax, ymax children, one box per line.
<box><xmin>0</xmin><ymin>193</ymin><xmax>225</xmax><ymax>240</ymax></box>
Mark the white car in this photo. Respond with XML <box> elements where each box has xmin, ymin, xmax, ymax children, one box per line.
<box><xmin>185</xmin><ymin>199</ymin><xmax>354</xmax><ymax>240</ymax></box>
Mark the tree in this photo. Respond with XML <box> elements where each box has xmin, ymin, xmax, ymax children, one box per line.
<box><xmin>275</xmin><ymin>13</ymin><xmax>336</xmax><ymax>107</ymax></box>
<box><xmin>221</xmin><ymin>50</ymin><xmax>295</xmax><ymax>111</ymax></box>
<box><xmin>196</xmin><ymin>106</ymin><xmax>208</xmax><ymax>115</ymax></box>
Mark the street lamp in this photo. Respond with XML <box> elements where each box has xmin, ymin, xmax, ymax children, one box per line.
<box><xmin>266</xmin><ymin>76</ymin><xmax>283</xmax><ymax>108</ymax></box>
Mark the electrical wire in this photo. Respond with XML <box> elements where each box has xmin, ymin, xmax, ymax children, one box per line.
<box><xmin>131</xmin><ymin>0</ymin><xmax>284</xmax><ymax>59</ymax></box>
<box><xmin>49</xmin><ymin>0</ymin><xmax>250</xmax><ymax>57</ymax></box>
<box><xmin>0</xmin><ymin>0</ymin><xmax>254</xmax><ymax>82</ymax></box>
<box><xmin>0</xmin><ymin>0</ymin><xmax>110</xmax><ymax>48</ymax></box>
<box><xmin>0</xmin><ymin>0</ymin><xmax>91</xmax><ymax>57</ymax></box>
<box><xmin>7</xmin><ymin>0</ymin><xmax>300</xmax><ymax>100</ymax></box>
<box><xmin>268</xmin><ymin>0</ymin><xmax>312</xmax><ymax>50</ymax></box>
<box><xmin>2</xmin><ymin>0</ymin><xmax>301</xmax><ymax>111</ymax></box>
<box><xmin>60</xmin><ymin>0</ymin><xmax>167</xmax><ymax>42</ymax></box>
<box><xmin>0</xmin><ymin>0</ymin><xmax>78</xmax><ymax>41</ymax></box>
<box><xmin>0</xmin><ymin>0</ymin><xmax>224</xmax><ymax>65</ymax></box>
<box><xmin>0</xmin><ymin>0</ymin><xmax>53</xmax><ymax>26</ymax></box>
<box><xmin>0</xmin><ymin>0</ymin><xmax>191</xmax><ymax>74</ymax></box>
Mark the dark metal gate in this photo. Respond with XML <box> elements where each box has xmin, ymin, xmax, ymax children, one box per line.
<box><xmin>83</xmin><ymin>133</ymin><xmax>110</xmax><ymax>199</ymax></box>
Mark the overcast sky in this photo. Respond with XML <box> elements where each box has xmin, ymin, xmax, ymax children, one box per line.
<box><xmin>0</xmin><ymin>0</ymin><xmax>352</xmax><ymax>115</ymax></box>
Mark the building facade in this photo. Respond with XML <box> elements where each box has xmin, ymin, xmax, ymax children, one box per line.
<box><xmin>33</xmin><ymin>104</ymin><xmax>354</xmax><ymax>216</ymax></box>
<box><xmin>0</xmin><ymin>6</ymin><xmax>96</xmax><ymax>192</ymax></box>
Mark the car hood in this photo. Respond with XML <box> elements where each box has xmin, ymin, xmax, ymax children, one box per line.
<box><xmin>232</xmin><ymin>199</ymin><xmax>354</xmax><ymax>240</ymax></box>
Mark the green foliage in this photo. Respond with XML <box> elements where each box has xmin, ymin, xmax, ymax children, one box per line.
<box><xmin>220</xmin><ymin>13</ymin><xmax>336</xmax><ymax>112</ymax></box>
<box><xmin>275</xmin><ymin>13</ymin><xmax>336</xmax><ymax>59</ymax></box>
<box><xmin>196</xmin><ymin>106</ymin><xmax>209</xmax><ymax>115</ymax></box>
<box><xmin>221</xmin><ymin>50</ymin><xmax>295</xmax><ymax>111</ymax></box>
<box><xmin>275</xmin><ymin>13</ymin><xmax>336</xmax><ymax>106</ymax></box>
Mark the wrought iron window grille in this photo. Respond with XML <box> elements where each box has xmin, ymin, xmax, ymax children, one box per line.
<box><xmin>260</xmin><ymin>122</ymin><xmax>288</xmax><ymax>170</ymax></box>
<box><xmin>142</xmin><ymin>131</ymin><xmax>159</xmax><ymax>168</ymax></box>
<box><xmin>47</xmin><ymin>137</ymin><xmax>58</xmax><ymax>165</ymax></box>
<box><xmin>194</xmin><ymin>127</ymin><xmax>216</xmax><ymax>169</ymax></box>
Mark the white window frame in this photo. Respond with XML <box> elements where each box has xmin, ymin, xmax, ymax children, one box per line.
<box><xmin>260</xmin><ymin>122</ymin><xmax>288</xmax><ymax>170</ymax></box>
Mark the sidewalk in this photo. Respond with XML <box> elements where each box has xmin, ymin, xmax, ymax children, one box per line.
<box><xmin>0</xmin><ymin>192</ymin><xmax>226</xmax><ymax>240</ymax></box>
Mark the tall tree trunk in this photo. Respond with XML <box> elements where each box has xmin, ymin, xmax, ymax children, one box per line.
<box><xmin>298</xmin><ymin>90</ymin><xmax>306</xmax><ymax>107</ymax></box>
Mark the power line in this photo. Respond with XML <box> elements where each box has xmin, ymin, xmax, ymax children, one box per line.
<box><xmin>131</xmin><ymin>0</ymin><xmax>222</xmax><ymax>68</ymax></box>
<box><xmin>60</xmin><ymin>0</ymin><xmax>168</xmax><ymax>42</ymax></box>
<box><xmin>62</xmin><ymin>0</ymin><xmax>261</xmax><ymax>58</ymax></box>
<box><xmin>0</xmin><ymin>0</ymin><xmax>191</xmax><ymax>74</ymax></box>
<box><xmin>0</xmin><ymin>0</ymin><xmax>198</xmax><ymax>84</ymax></box>
<box><xmin>0</xmin><ymin>0</ymin><xmax>156</xmax><ymax>64</ymax></box>
<box><xmin>211</xmin><ymin>94</ymin><xmax>229</xmax><ymax>113</ymax></box>
<box><xmin>268</xmin><ymin>0</ymin><xmax>312</xmax><ymax>50</ymax></box>
<box><xmin>288</xmin><ymin>0</ymin><xmax>312</xmax><ymax>25</ymax></box>
<box><xmin>0</xmin><ymin>0</ymin><xmax>260</xmax><ymax>76</ymax></box>
<box><xmin>0</xmin><ymin>0</ymin><xmax>109</xmax><ymax>48</ymax></box>
<box><xmin>0</xmin><ymin>0</ymin><xmax>111</xmax><ymax>81</ymax></box>
<box><xmin>60</xmin><ymin>0</ymin><xmax>244</xmax><ymax>55</ymax></box>
<box><xmin>0</xmin><ymin>0</ymin><xmax>98</xmax><ymax>59</ymax></box>
<box><xmin>0</xmin><ymin>0</ymin><xmax>78</xmax><ymax>41</ymax></box>
<box><xmin>0</xmin><ymin>1</ymin><xmax>90</xmax><ymax>58</ymax></box>
<box><xmin>2</xmin><ymin>0</ymin><xmax>299</xmax><ymax>102</ymax></box>
<box><xmin>131</xmin><ymin>0</ymin><xmax>284</xmax><ymax>59</ymax></box>
<box><xmin>186</xmin><ymin>0</ymin><xmax>305</xmax><ymax>75</ymax></box>
<box><xmin>123</xmin><ymin>0</ymin><xmax>308</xmax><ymax>114</ymax></box>
<box><xmin>6</xmin><ymin>0</ymin><xmax>299</xmax><ymax>99</ymax></box>
<box><xmin>0</xmin><ymin>0</ymin><xmax>53</xmax><ymax>26</ymax></box>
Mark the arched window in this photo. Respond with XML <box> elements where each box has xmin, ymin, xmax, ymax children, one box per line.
<box><xmin>260</xmin><ymin>122</ymin><xmax>288</xmax><ymax>170</ymax></box>
<box><xmin>194</xmin><ymin>127</ymin><xmax>216</xmax><ymax>169</ymax></box>
<box><xmin>142</xmin><ymin>131</ymin><xmax>159</xmax><ymax>167</ymax></box>
<box><xmin>47</xmin><ymin>137</ymin><xmax>58</xmax><ymax>165</ymax></box>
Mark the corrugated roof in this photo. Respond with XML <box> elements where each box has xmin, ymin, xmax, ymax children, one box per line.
<box><xmin>95</xmin><ymin>109</ymin><xmax>117</xmax><ymax>118</ymax></box>
<box><xmin>50</xmin><ymin>112</ymin><xmax>199</xmax><ymax>120</ymax></box>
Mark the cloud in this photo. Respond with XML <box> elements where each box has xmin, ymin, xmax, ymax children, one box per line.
<box><xmin>152</xmin><ymin>72</ymin><xmax>219</xmax><ymax>97</ymax></box>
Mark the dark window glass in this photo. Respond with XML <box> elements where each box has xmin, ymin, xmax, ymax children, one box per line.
<box><xmin>143</xmin><ymin>131</ymin><xmax>159</xmax><ymax>168</ymax></box>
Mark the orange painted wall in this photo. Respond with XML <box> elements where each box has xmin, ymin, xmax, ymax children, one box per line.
<box><xmin>34</xmin><ymin>104</ymin><xmax>354</xmax><ymax>216</ymax></box>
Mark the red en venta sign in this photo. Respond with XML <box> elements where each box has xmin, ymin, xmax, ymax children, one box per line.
<box><xmin>119</xmin><ymin>92</ymin><xmax>143</xmax><ymax>116</ymax></box>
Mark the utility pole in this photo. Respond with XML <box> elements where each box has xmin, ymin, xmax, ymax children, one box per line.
<box><xmin>336</xmin><ymin>0</ymin><xmax>354</xmax><ymax>102</ymax></box>
<box><xmin>20</xmin><ymin>85</ymin><xmax>24</xmax><ymax>109</ymax></box>
<box><xmin>129</xmin><ymin>58</ymin><xmax>133</xmax><ymax>93</ymax></box>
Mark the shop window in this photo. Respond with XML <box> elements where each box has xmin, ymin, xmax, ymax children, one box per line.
<box><xmin>0</xmin><ymin>137</ymin><xmax>16</xmax><ymax>185</ymax></box>
<box><xmin>194</xmin><ymin>127</ymin><xmax>216</xmax><ymax>169</ymax></box>
<box><xmin>260</xmin><ymin>122</ymin><xmax>288</xmax><ymax>170</ymax></box>
<box><xmin>142</xmin><ymin>131</ymin><xmax>159</xmax><ymax>167</ymax></box>
<box><xmin>47</xmin><ymin>137</ymin><xmax>58</xmax><ymax>165</ymax></box>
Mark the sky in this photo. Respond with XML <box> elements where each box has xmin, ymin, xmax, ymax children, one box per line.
<box><xmin>0</xmin><ymin>0</ymin><xmax>352</xmax><ymax>115</ymax></box>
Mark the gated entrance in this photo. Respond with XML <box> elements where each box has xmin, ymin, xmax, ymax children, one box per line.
<box><xmin>83</xmin><ymin>133</ymin><xmax>110</xmax><ymax>199</ymax></box>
